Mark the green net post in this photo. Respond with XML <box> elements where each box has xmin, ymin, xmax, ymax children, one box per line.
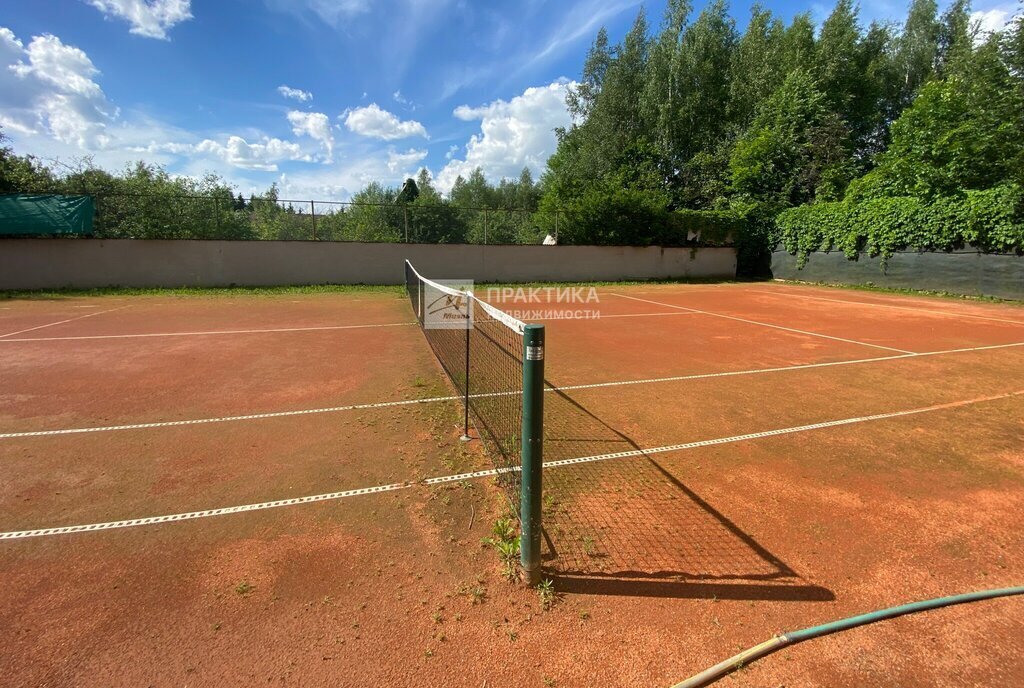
<box><xmin>520</xmin><ymin>324</ymin><xmax>545</xmax><ymax>585</ymax></box>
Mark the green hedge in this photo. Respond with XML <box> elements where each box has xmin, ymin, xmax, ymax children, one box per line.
<box><xmin>777</xmin><ymin>184</ymin><xmax>1024</xmax><ymax>267</ymax></box>
<box><xmin>672</xmin><ymin>209</ymin><xmax>743</xmax><ymax>246</ymax></box>
<box><xmin>674</xmin><ymin>207</ymin><xmax>777</xmax><ymax>278</ymax></box>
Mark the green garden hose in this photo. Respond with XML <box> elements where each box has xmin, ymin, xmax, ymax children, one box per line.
<box><xmin>670</xmin><ymin>586</ymin><xmax>1024</xmax><ymax>688</ymax></box>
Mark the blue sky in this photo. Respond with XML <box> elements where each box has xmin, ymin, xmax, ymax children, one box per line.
<box><xmin>1</xmin><ymin>0</ymin><xmax>1017</xmax><ymax>201</ymax></box>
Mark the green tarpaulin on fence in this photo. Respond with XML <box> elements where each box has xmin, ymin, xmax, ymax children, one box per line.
<box><xmin>0</xmin><ymin>194</ymin><xmax>94</xmax><ymax>236</ymax></box>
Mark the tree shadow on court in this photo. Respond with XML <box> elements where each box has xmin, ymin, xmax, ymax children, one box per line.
<box><xmin>539</xmin><ymin>386</ymin><xmax>834</xmax><ymax>602</ymax></box>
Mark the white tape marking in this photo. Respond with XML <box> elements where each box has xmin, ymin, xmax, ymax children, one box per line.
<box><xmin>0</xmin><ymin>395</ymin><xmax>464</xmax><ymax>438</ymax></box>
<box><xmin>0</xmin><ymin>306</ymin><xmax>129</xmax><ymax>339</ymax></box>
<box><xmin>0</xmin><ymin>321</ymin><xmax>415</xmax><ymax>343</ymax></box>
<box><xmin>3</xmin><ymin>341</ymin><xmax>1022</xmax><ymax>440</ymax></box>
<box><xmin>749</xmin><ymin>288</ymin><xmax>1024</xmax><ymax>327</ymax></box>
<box><xmin>0</xmin><ymin>313</ymin><xmax>695</xmax><ymax>342</ymax></box>
<box><xmin>553</xmin><ymin>341</ymin><xmax>1023</xmax><ymax>392</ymax></box>
<box><xmin>532</xmin><ymin>311</ymin><xmax>698</xmax><ymax>321</ymax></box>
<box><xmin>2</xmin><ymin>389</ymin><xmax>1019</xmax><ymax>540</ymax></box>
<box><xmin>610</xmin><ymin>292</ymin><xmax>915</xmax><ymax>354</ymax></box>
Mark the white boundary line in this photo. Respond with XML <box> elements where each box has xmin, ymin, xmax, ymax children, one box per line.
<box><xmin>3</xmin><ymin>340</ymin><xmax>1022</xmax><ymax>440</ymax></box>
<box><xmin>532</xmin><ymin>311</ymin><xmax>698</xmax><ymax>321</ymax></box>
<box><xmin>0</xmin><ymin>395</ymin><xmax>463</xmax><ymax>438</ymax></box>
<box><xmin>0</xmin><ymin>312</ymin><xmax>699</xmax><ymax>343</ymax></box>
<box><xmin>609</xmin><ymin>292</ymin><xmax>915</xmax><ymax>354</ymax></box>
<box><xmin>554</xmin><ymin>341</ymin><xmax>1024</xmax><ymax>392</ymax></box>
<box><xmin>0</xmin><ymin>306</ymin><xmax>129</xmax><ymax>339</ymax></box>
<box><xmin>748</xmin><ymin>288</ymin><xmax>1024</xmax><ymax>327</ymax></box>
<box><xmin>0</xmin><ymin>321</ymin><xmax>415</xmax><ymax>343</ymax></box>
<box><xmin>2</xmin><ymin>389</ymin><xmax>1018</xmax><ymax>540</ymax></box>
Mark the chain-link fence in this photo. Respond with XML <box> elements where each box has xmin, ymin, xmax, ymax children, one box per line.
<box><xmin>91</xmin><ymin>193</ymin><xmax>566</xmax><ymax>244</ymax></box>
<box><xmin>81</xmin><ymin>192</ymin><xmax>739</xmax><ymax>248</ymax></box>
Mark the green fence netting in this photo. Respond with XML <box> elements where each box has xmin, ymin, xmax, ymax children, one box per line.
<box><xmin>0</xmin><ymin>195</ymin><xmax>95</xmax><ymax>236</ymax></box>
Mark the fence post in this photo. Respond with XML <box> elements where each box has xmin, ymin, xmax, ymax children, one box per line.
<box><xmin>311</xmin><ymin>200</ymin><xmax>317</xmax><ymax>240</ymax></box>
<box><xmin>519</xmin><ymin>324</ymin><xmax>545</xmax><ymax>586</ymax></box>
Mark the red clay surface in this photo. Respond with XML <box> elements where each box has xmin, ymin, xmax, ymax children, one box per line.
<box><xmin>1</xmin><ymin>282</ymin><xmax>1023</xmax><ymax>688</ymax></box>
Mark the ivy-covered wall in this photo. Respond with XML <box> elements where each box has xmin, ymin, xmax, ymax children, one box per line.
<box><xmin>775</xmin><ymin>185</ymin><xmax>1024</xmax><ymax>268</ymax></box>
<box><xmin>770</xmin><ymin>249</ymin><xmax>1024</xmax><ymax>300</ymax></box>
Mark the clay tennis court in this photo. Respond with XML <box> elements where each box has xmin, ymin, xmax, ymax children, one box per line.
<box><xmin>2</xmin><ymin>280</ymin><xmax>1023</xmax><ymax>687</ymax></box>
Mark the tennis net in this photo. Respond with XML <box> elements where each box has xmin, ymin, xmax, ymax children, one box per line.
<box><xmin>405</xmin><ymin>260</ymin><xmax>537</xmax><ymax>505</ymax></box>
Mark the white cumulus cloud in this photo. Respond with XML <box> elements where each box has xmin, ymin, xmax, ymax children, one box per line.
<box><xmin>278</xmin><ymin>85</ymin><xmax>312</xmax><ymax>102</ymax></box>
<box><xmin>11</xmin><ymin>34</ymin><xmax>103</xmax><ymax>98</ymax></box>
<box><xmin>387</xmin><ymin>147</ymin><xmax>427</xmax><ymax>173</ymax></box>
<box><xmin>436</xmin><ymin>80</ymin><xmax>574</xmax><ymax>193</ymax></box>
<box><xmin>2</xmin><ymin>29</ymin><xmax>116</xmax><ymax>148</ymax></box>
<box><xmin>194</xmin><ymin>135</ymin><xmax>309</xmax><ymax>172</ymax></box>
<box><xmin>86</xmin><ymin>0</ymin><xmax>193</xmax><ymax>40</ymax></box>
<box><xmin>970</xmin><ymin>6</ymin><xmax>1016</xmax><ymax>41</ymax></box>
<box><xmin>287</xmin><ymin>110</ymin><xmax>333</xmax><ymax>161</ymax></box>
<box><xmin>343</xmin><ymin>103</ymin><xmax>427</xmax><ymax>140</ymax></box>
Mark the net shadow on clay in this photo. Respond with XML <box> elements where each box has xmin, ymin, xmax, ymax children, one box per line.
<box><xmin>540</xmin><ymin>387</ymin><xmax>834</xmax><ymax>602</ymax></box>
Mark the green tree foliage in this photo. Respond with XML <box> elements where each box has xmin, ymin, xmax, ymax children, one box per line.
<box><xmin>894</xmin><ymin>0</ymin><xmax>940</xmax><ymax>109</ymax></box>
<box><xmin>777</xmin><ymin>14</ymin><xmax>1024</xmax><ymax>266</ymax></box>
<box><xmin>728</xmin><ymin>6</ymin><xmax>788</xmax><ymax>129</ymax></box>
<box><xmin>73</xmin><ymin>162</ymin><xmax>254</xmax><ymax>239</ymax></box>
<box><xmin>407</xmin><ymin>169</ymin><xmax>466</xmax><ymax>244</ymax></box>
<box><xmin>1006</xmin><ymin>9</ymin><xmax>1024</xmax><ymax>78</ymax></box>
<box><xmin>396</xmin><ymin>177</ymin><xmax>420</xmax><ymax>204</ymax></box>
<box><xmin>815</xmin><ymin>0</ymin><xmax>863</xmax><ymax>118</ymax></box>
<box><xmin>344</xmin><ymin>182</ymin><xmax>402</xmax><ymax>241</ymax></box>
<box><xmin>0</xmin><ymin>129</ymin><xmax>57</xmax><ymax>193</ymax></box>
<box><xmin>640</xmin><ymin>0</ymin><xmax>691</xmax><ymax>163</ymax></box>
<box><xmin>780</xmin><ymin>12</ymin><xmax>816</xmax><ymax>70</ymax></box>
<box><xmin>544</xmin><ymin>0</ymin><xmax>911</xmax><ymax>262</ymax></box>
<box><xmin>730</xmin><ymin>69</ymin><xmax>855</xmax><ymax>208</ymax></box>
<box><xmin>542</xmin><ymin>0</ymin><xmax>1022</xmax><ymax>270</ymax></box>
<box><xmin>849</xmin><ymin>38</ymin><xmax>1024</xmax><ymax>199</ymax></box>
<box><xmin>673</xmin><ymin>0</ymin><xmax>737</xmax><ymax>163</ymax></box>
<box><xmin>936</xmin><ymin>0</ymin><xmax>973</xmax><ymax>75</ymax></box>
<box><xmin>4</xmin><ymin>0</ymin><xmax>1020</xmax><ymax>262</ymax></box>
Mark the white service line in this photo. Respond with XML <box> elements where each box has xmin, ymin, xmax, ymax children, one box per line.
<box><xmin>0</xmin><ymin>394</ymin><xmax>464</xmax><ymax>438</ymax></box>
<box><xmin>609</xmin><ymin>292</ymin><xmax>915</xmax><ymax>354</ymax></box>
<box><xmin>0</xmin><ymin>306</ymin><xmax>130</xmax><ymax>339</ymax></box>
<box><xmin>0</xmin><ymin>321</ymin><xmax>416</xmax><ymax>343</ymax></box>
<box><xmin>749</xmin><ymin>288</ymin><xmax>1024</xmax><ymax>327</ymax></box>
<box><xmin>2</xmin><ymin>388</ymin><xmax>1019</xmax><ymax>540</ymax></box>
<box><xmin>3</xmin><ymin>340</ymin><xmax>1022</xmax><ymax>440</ymax></box>
<box><xmin>528</xmin><ymin>311</ymin><xmax>698</xmax><ymax>322</ymax></box>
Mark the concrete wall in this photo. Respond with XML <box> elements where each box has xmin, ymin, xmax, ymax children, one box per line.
<box><xmin>0</xmin><ymin>239</ymin><xmax>737</xmax><ymax>289</ymax></box>
<box><xmin>771</xmin><ymin>249</ymin><xmax>1024</xmax><ymax>301</ymax></box>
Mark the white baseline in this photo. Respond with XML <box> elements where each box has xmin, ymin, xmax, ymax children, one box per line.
<box><xmin>2</xmin><ymin>341</ymin><xmax>1022</xmax><ymax>440</ymax></box>
<box><xmin>1</xmin><ymin>389</ymin><xmax>1018</xmax><ymax>540</ymax></box>
<box><xmin>0</xmin><ymin>306</ymin><xmax>129</xmax><ymax>339</ymax></box>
